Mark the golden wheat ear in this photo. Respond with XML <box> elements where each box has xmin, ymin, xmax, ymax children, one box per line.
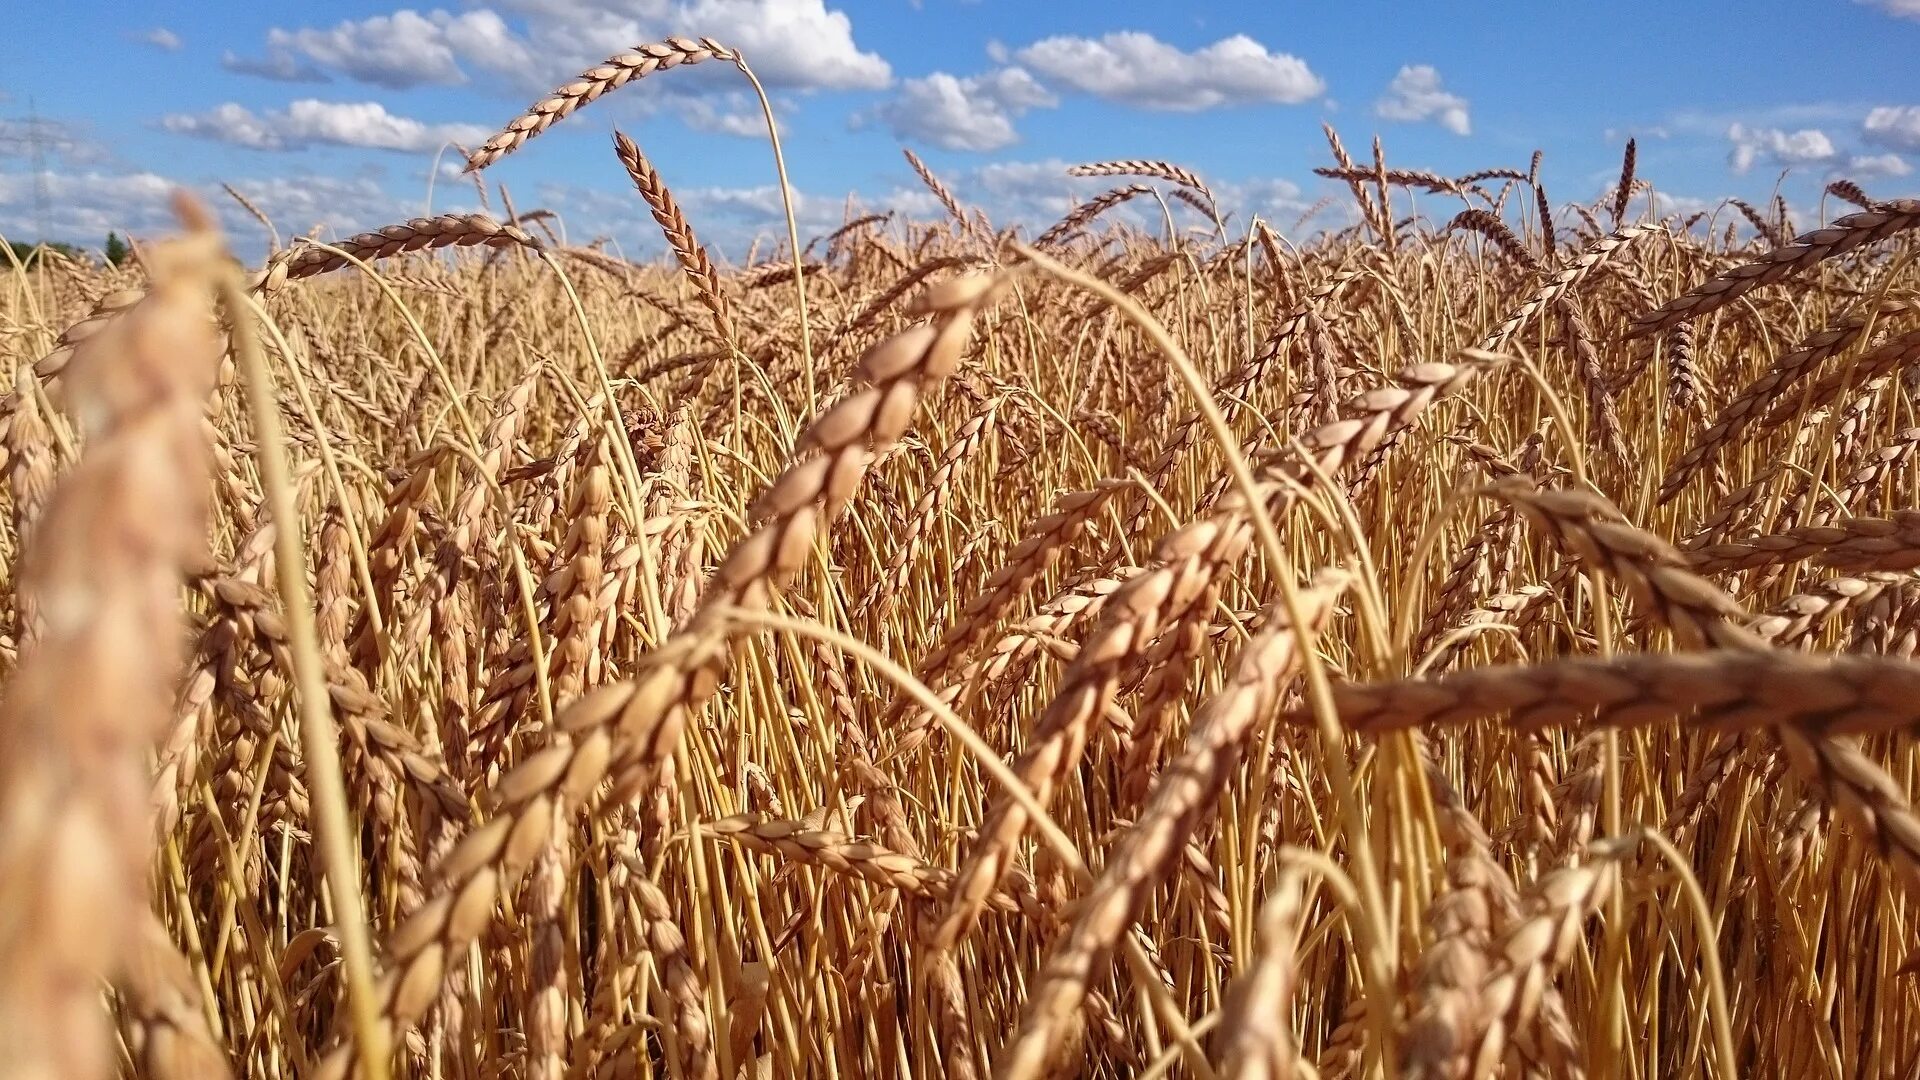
<box><xmin>0</xmin><ymin>194</ymin><xmax>230</xmax><ymax>1079</ymax></box>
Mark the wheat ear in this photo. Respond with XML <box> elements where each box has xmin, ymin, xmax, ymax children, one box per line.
<box><xmin>614</xmin><ymin>131</ymin><xmax>736</xmax><ymax>349</ymax></box>
<box><xmin>1753</xmin><ymin>325</ymin><xmax>1920</xmax><ymax>432</ymax></box>
<box><xmin>1687</xmin><ymin>512</ymin><xmax>1920</xmax><ymax>575</ymax></box>
<box><xmin>1656</xmin><ymin>301</ymin><xmax>1914</xmax><ymax>503</ymax></box>
<box><xmin>997</xmin><ymin>573</ymin><xmax>1348</xmax><ymax>1079</ymax></box>
<box><xmin>1215</xmin><ymin>871</ymin><xmax>1313</xmax><ymax>1079</ymax></box>
<box><xmin>466</xmin><ymin>38</ymin><xmax>738</xmax><ymax>171</ymax></box>
<box><xmin>1067</xmin><ymin>159</ymin><xmax>1214</xmax><ymax>202</ymax></box>
<box><xmin>928</xmin><ymin>507</ymin><xmax>1252</xmax><ymax>952</ymax></box>
<box><xmin>1627</xmin><ymin>200</ymin><xmax>1920</xmax><ymax>338</ymax></box>
<box><xmin>263</xmin><ymin>215</ymin><xmax>542</xmax><ymax>285</ymax></box>
<box><xmin>309</xmin><ymin>274</ymin><xmax>1003</xmax><ymax>1076</ymax></box>
<box><xmin>888</xmin><ymin>483</ymin><xmax>1128</xmax><ymax>750</ymax></box>
<box><xmin>0</xmin><ymin>197</ymin><xmax>226</xmax><ymax>1080</ymax></box>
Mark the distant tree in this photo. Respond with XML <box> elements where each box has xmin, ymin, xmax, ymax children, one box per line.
<box><xmin>104</xmin><ymin>231</ymin><xmax>130</xmax><ymax>267</ymax></box>
<box><xmin>3</xmin><ymin>239</ymin><xmax>86</xmax><ymax>269</ymax></box>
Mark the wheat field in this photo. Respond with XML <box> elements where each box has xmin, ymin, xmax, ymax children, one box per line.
<box><xmin>4</xmin><ymin>34</ymin><xmax>1920</xmax><ymax>1080</ymax></box>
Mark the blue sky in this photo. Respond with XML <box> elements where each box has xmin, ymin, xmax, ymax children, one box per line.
<box><xmin>5</xmin><ymin>1</ymin><xmax>1919</xmax><ymax>260</ymax></box>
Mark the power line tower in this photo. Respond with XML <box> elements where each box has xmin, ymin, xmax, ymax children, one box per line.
<box><xmin>0</xmin><ymin>97</ymin><xmax>60</xmax><ymax>240</ymax></box>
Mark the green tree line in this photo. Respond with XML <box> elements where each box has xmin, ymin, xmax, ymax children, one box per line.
<box><xmin>4</xmin><ymin>232</ymin><xmax>133</xmax><ymax>269</ymax></box>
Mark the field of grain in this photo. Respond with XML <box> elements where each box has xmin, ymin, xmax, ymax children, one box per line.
<box><xmin>4</xmin><ymin>34</ymin><xmax>1920</xmax><ymax>1080</ymax></box>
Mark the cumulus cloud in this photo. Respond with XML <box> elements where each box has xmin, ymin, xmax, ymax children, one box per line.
<box><xmin>221</xmin><ymin>50</ymin><xmax>330</xmax><ymax>83</ymax></box>
<box><xmin>868</xmin><ymin>68</ymin><xmax>1056</xmax><ymax>151</ymax></box>
<box><xmin>1726</xmin><ymin>122</ymin><xmax>1839</xmax><ymax>173</ymax></box>
<box><xmin>549</xmin><ymin>160</ymin><xmax>1099</xmax><ymax>259</ymax></box>
<box><xmin>680</xmin><ymin>0</ymin><xmax>890</xmax><ymax>90</ymax></box>
<box><xmin>681</xmin><ymin>96</ymin><xmax>776</xmax><ymax>138</ymax></box>
<box><xmin>874</xmin><ymin>158</ymin><xmax>1336</xmax><ymax>237</ymax></box>
<box><xmin>1856</xmin><ymin>0</ymin><xmax>1920</xmax><ymax>18</ymax></box>
<box><xmin>0</xmin><ymin>165</ymin><xmax>445</xmax><ymax>251</ymax></box>
<box><xmin>531</xmin><ymin>177</ymin><xmax>860</xmax><ymax>260</ymax></box>
<box><xmin>1846</xmin><ymin>152</ymin><xmax>1912</xmax><ymax>178</ymax></box>
<box><xmin>0</xmin><ymin>171</ymin><xmax>179</xmax><ymax>244</ymax></box>
<box><xmin>228</xmin><ymin>1</ymin><xmax>888</xmax><ymax>97</ymax></box>
<box><xmin>0</xmin><ymin>117</ymin><xmax>114</xmax><ymax>168</ymax></box>
<box><xmin>161</xmin><ymin>100</ymin><xmax>491</xmax><ymax>154</ymax></box>
<box><xmin>1374</xmin><ymin>65</ymin><xmax>1470</xmax><ymax>135</ymax></box>
<box><xmin>964</xmin><ymin>158</ymin><xmax>1084</xmax><ymax>218</ymax></box>
<box><xmin>239</xmin><ymin>10</ymin><xmax>519</xmax><ymax>89</ymax></box>
<box><xmin>1216</xmin><ymin>177</ymin><xmax>1319</xmax><ymax>222</ymax></box>
<box><xmin>134</xmin><ymin>28</ymin><xmax>182</xmax><ymax>51</ymax></box>
<box><xmin>1014</xmin><ymin>31</ymin><xmax>1323</xmax><ymax>111</ymax></box>
<box><xmin>1864</xmin><ymin>106</ymin><xmax>1920</xmax><ymax>151</ymax></box>
<box><xmin>227</xmin><ymin>174</ymin><xmax>456</xmax><ymax>236</ymax></box>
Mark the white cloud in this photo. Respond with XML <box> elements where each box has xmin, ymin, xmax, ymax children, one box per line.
<box><xmin>679</xmin><ymin>0</ymin><xmax>890</xmax><ymax>90</ymax></box>
<box><xmin>0</xmin><ymin>171</ymin><xmax>179</xmax><ymax>244</ymax></box>
<box><xmin>221</xmin><ymin>50</ymin><xmax>330</xmax><ymax>83</ymax></box>
<box><xmin>162</xmin><ymin>100</ymin><xmax>491</xmax><ymax>154</ymax></box>
<box><xmin>542</xmin><ymin>160</ymin><xmax>1088</xmax><ymax>260</ymax></box>
<box><xmin>1726</xmin><ymin>122</ymin><xmax>1839</xmax><ymax>173</ymax></box>
<box><xmin>533</xmin><ymin>177</ymin><xmax>856</xmax><ymax>260</ymax></box>
<box><xmin>957</xmin><ymin>162</ymin><xmax>1344</xmax><ymax>237</ymax></box>
<box><xmin>134</xmin><ymin>28</ymin><xmax>182</xmax><ymax>51</ymax></box>
<box><xmin>1014</xmin><ymin>31</ymin><xmax>1323</xmax><ymax>111</ymax></box>
<box><xmin>681</xmin><ymin>96</ymin><xmax>775</xmax><ymax>138</ymax></box>
<box><xmin>1856</xmin><ymin>0</ymin><xmax>1920</xmax><ymax>18</ymax></box>
<box><xmin>0</xmin><ymin>118</ymin><xmax>114</xmax><ymax>168</ymax></box>
<box><xmin>938</xmin><ymin>158</ymin><xmax>1108</xmax><ymax>225</ymax></box>
<box><xmin>1662</xmin><ymin>104</ymin><xmax>1862</xmax><ymax>143</ymax></box>
<box><xmin>251</xmin><ymin>10</ymin><xmax>516</xmax><ymax>89</ymax></box>
<box><xmin>229</xmin><ymin>2</ymin><xmax>888</xmax><ymax>97</ymax></box>
<box><xmin>1608</xmin><ymin>189</ymin><xmax>1724</xmax><ymax>227</ymax></box>
<box><xmin>1374</xmin><ymin>65</ymin><xmax>1470</xmax><ymax>136</ymax></box>
<box><xmin>1216</xmin><ymin>177</ymin><xmax>1317</xmax><ymax>221</ymax></box>
<box><xmin>1846</xmin><ymin>152</ymin><xmax>1912</xmax><ymax>178</ymax></box>
<box><xmin>0</xmin><ymin>160</ymin><xmax>497</xmax><ymax>253</ymax></box>
<box><xmin>1864</xmin><ymin>106</ymin><xmax>1920</xmax><ymax>151</ymax></box>
<box><xmin>226</xmin><ymin>175</ymin><xmax>452</xmax><ymax>237</ymax></box>
<box><xmin>869</xmin><ymin>68</ymin><xmax>1056</xmax><ymax>151</ymax></box>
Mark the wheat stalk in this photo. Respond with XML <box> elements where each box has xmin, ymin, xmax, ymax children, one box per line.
<box><xmin>309</xmin><ymin>274</ymin><xmax>1003</xmax><ymax>1075</ymax></box>
<box><xmin>1656</xmin><ymin>300</ymin><xmax>1914</xmax><ymax>502</ymax></box>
